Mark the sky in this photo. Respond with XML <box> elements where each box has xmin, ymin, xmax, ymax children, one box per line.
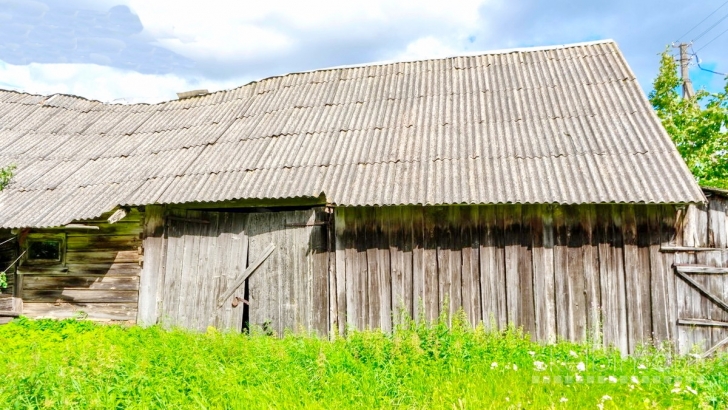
<box><xmin>0</xmin><ymin>0</ymin><xmax>726</xmax><ymax>104</ymax></box>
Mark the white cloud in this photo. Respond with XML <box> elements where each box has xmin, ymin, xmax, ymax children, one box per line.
<box><xmin>394</xmin><ymin>36</ymin><xmax>461</xmax><ymax>61</ymax></box>
<box><xmin>0</xmin><ymin>59</ymin><xmax>242</xmax><ymax>103</ymax></box>
<box><xmin>127</xmin><ymin>0</ymin><xmax>487</xmax><ymax>64</ymax></box>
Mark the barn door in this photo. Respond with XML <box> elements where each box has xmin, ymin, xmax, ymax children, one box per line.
<box><xmin>160</xmin><ymin>210</ymin><xmax>251</xmax><ymax>331</ymax></box>
<box><xmin>674</xmin><ymin>261</ymin><xmax>728</xmax><ymax>357</ymax></box>
<box><xmin>246</xmin><ymin>208</ymin><xmax>329</xmax><ymax>336</ymax></box>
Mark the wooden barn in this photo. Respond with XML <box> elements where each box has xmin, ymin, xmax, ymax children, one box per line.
<box><xmin>0</xmin><ymin>40</ymin><xmax>724</xmax><ymax>355</ymax></box>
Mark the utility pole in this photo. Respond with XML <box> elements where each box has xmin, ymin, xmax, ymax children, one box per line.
<box><xmin>678</xmin><ymin>43</ymin><xmax>695</xmax><ymax>99</ymax></box>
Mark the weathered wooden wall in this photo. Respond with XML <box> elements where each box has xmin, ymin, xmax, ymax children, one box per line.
<box><xmin>17</xmin><ymin>209</ymin><xmax>143</xmax><ymax>321</ymax></box>
<box><xmin>139</xmin><ymin>207</ymin><xmax>329</xmax><ymax>336</ymax></box>
<box><xmin>668</xmin><ymin>189</ymin><xmax>728</xmax><ymax>355</ymax></box>
<box><xmin>333</xmin><ymin>204</ymin><xmax>680</xmax><ymax>354</ymax></box>
<box><xmin>0</xmin><ymin>229</ymin><xmax>17</xmax><ymax>317</ymax></box>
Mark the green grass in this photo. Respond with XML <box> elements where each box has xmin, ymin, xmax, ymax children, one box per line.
<box><xmin>0</xmin><ymin>314</ymin><xmax>726</xmax><ymax>409</ymax></box>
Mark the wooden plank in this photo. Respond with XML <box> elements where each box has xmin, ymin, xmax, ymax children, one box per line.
<box><xmin>423</xmin><ymin>207</ymin><xmax>439</xmax><ymax>322</ymax></box>
<box><xmin>311</xmin><ymin>208</ymin><xmax>330</xmax><ymax>336</ymax></box>
<box><xmin>389</xmin><ymin>207</ymin><xmax>406</xmax><ymax>325</ymax></box>
<box><xmin>343</xmin><ymin>209</ymin><xmax>361</xmax><ymax>330</ymax></box>
<box><xmin>160</xmin><ymin>212</ymin><xmax>186</xmax><ymax>327</ymax></box>
<box><xmin>553</xmin><ymin>206</ymin><xmax>570</xmax><ymax>341</ymax></box>
<box><xmin>660</xmin><ymin>205</ymin><xmax>679</xmax><ymax>345</ymax></box>
<box><xmin>503</xmin><ymin>204</ymin><xmax>521</xmax><ymax>328</ymax></box>
<box><xmin>248</xmin><ymin>212</ymin><xmax>282</xmax><ymax>335</ymax></box>
<box><xmin>365</xmin><ymin>208</ymin><xmax>381</xmax><ymax>330</ymax></box>
<box><xmin>191</xmin><ymin>212</ymin><xmax>218</xmax><ymax>331</ymax></box>
<box><xmin>704</xmin><ymin>250</ymin><xmax>727</xmax><ymax>349</ymax></box>
<box><xmin>675</xmin><ymin>268</ymin><xmax>728</xmax><ymax>312</ymax></box>
<box><xmin>22</xmin><ymin>289</ymin><xmax>138</xmax><ymax>303</ymax></box>
<box><xmin>22</xmin><ymin>302</ymin><xmax>137</xmax><ymax>321</ymax></box>
<box><xmin>479</xmin><ymin>205</ymin><xmax>506</xmax><ymax>330</ymax></box>
<box><xmin>675</xmin><ymin>265</ymin><xmax>728</xmax><ymax>274</ymax></box>
<box><xmin>460</xmin><ymin>206</ymin><xmax>481</xmax><ymax>328</ymax></box>
<box><xmin>678</xmin><ymin>318</ymin><xmax>728</xmax><ymax>327</ymax></box>
<box><xmin>375</xmin><ymin>207</ymin><xmax>392</xmax><ymax>332</ymax></box>
<box><xmin>597</xmin><ymin>205</ymin><xmax>628</xmax><ymax>353</ymax></box>
<box><xmin>213</xmin><ymin>213</ymin><xmax>248</xmax><ymax>331</ymax></box>
<box><xmin>176</xmin><ymin>210</ymin><xmax>204</xmax><ymax>328</ymax></box>
<box><xmin>531</xmin><ymin>204</ymin><xmax>556</xmax><ymax>343</ymax></box>
<box><xmin>675</xmin><ymin>250</ymin><xmax>698</xmax><ymax>354</ymax></box>
<box><xmin>518</xmin><ymin>205</ymin><xmax>536</xmax><ymax>336</ymax></box>
<box><xmin>334</xmin><ymin>208</ymin><xmax>347</xmax><ymax>335</ymax></box>
<box><xmin>355</xmin><ymin>209</ymin><xmax>369</xmax><ymax>330</ymax></box>
<box><xmin>21</xmin><ymin>264</ymin><xmax>141</xmax><ymax>276</ymax></box>
<box><xmin>581</xmin><ymin>205</ymin><xmax>600</xmax><ymax>346</ymax></box>
<box><xmin>702</xmin><ymin>335</ymin><xmax>728</xmax><ymax>358</ymax></box>
<box><xmin>708</xmin><ymin>197</ymin><xmax>727</xmax><ymax>248</ymax></box>
<box><xmin>648</xmin><ymin>206</ymin><xmax>670</xmax><ymax>343</ymax></box>
<box><xmin>411</xmin><ymin>207</ymin><xmax>426</xmax><ymax>323</ymax></box>
<box><xmin>661</xmin><ymin>246</ymin><xmax>724</xmax><ymax>252</ymax></box>
<box><xmin>137</xmin><ymin>204</ymin><xmax>166</xmax><ymax>326</ymax></box>
<box><xmin>22</xmin><ymin>276</ymin><xmax>139</xmax><ymax>290</ymax></box>
<box><xmin>436</xmin><ymin>207</ymin><xmax>456</xmax><ymax>324</ymax></box>
<box><xmin>65</xmin><ymin>250</ymin><xmax>140</xmax><ymax>264</ymax></box>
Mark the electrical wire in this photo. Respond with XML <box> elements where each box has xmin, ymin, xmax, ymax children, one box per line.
<box><xmin>676</xmin><ymin>0</ymin><xmax>728</xmax><ymax>42</ymax></box>
<box><xmin>690</xmin><ymin>48</ymin><xmax>727</xmax><ymax>77</ymax></box>
<box><xmin>696</xmin><ymin>25</ymin><xmax>728</xmax><ymax>52</ymax></box>
<box><xmin>692</xmin><ymin>10</ymin><xmax>728</xmax><ymax>42</ymax></box>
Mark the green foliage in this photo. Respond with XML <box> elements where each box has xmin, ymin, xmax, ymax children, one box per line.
<box><xmin>649</xmin><ymin>49</ymin><xmax>728</xmax><ymax>189</ymax></box>
<box><xmin>0</xmin><ymin>316</ymin><xmax>726</xmax><ymax>409</ymax></box>
<box><xmin>0</xmin><ymin>164</ymin><xmax>13</xmax><ymax>289</ymax></box>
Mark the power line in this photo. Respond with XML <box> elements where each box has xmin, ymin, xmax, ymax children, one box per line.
<box><xmin>692</xmin><ymin>10</ymin><xmax>728</xmax><ymax>42</ymax></box>
<box><xmin>696</xmin><ymin>25</ymin><xmax>728</xmax><ymax>52</ymax></box>
<box><xmin>689</xmin><ymin>47</ymin><xmax>727</xmax><ymax>77</ymax></box>
<box><xmin>677</xmin><ymin>0</ymin><xmax>728</xmax><ymax>42</ymax></box>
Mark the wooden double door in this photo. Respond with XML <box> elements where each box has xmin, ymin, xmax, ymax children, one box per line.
<box><xmin>156</xmin><ymin>207</ymin><xmax>329</xmax><ymax>335</ymax></box>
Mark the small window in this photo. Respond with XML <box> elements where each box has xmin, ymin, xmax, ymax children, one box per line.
<box><xmin>22</xmin><ymin>233</ymin><xmax>65</xmax><ymax>266</ymax></box>
<box><xmin>28</xmin><ymin>240</ymin><xmax>61</xmax><ymax>261</ymax></box>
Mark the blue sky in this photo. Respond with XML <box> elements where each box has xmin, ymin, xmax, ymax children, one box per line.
<box><xmin>0</xmin><ymin>0</ymin><xmax>726</xmax><ymax>103</ymax></box>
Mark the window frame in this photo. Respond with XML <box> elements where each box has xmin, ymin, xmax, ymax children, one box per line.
<box><xmin>22</xmin><ymin>233</ymin><xmax>66</xmax><ymax>266</ymax></box>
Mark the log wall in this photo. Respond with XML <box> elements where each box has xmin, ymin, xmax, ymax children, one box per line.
<box><xmin>333</xmin><ymin>204</ymin><xmax>679</xmax><ymax>354</ymax></box>
<box><xmin>0</xmin><ymin>229</ymin><xmax>17</xmax><ymax>315</ymax></box>
<box><xmin>17</xmin><ymin>208</ymin><xmax>143</xmax><ymax>322</ymax></box>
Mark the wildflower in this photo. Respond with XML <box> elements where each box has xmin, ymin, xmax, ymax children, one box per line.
<box><xmin>534</xmin><ymin>361</ymin><xmax>547</xmax><ymax>371</ymax></box>
<box><xmin>597</xmin><ymin>404</ymin><xmax>604</xmax><ymax>410</ymax></box>
<box><xmin>559</xmin><ymin>361</ymin><xmax>566</xmax><ymax>366</ymax></box>
<box><xmin>505</xmin><ymin>397</ymin><xmax>510</xmax><ymax>402</ymax></box>
<box><xmin>569</xmin><ymin>350</ymin><xmax>578</xmax><ymax>358</ymax></box>
<box><xmin>575</xmin><ymin>374</ymin><xmax>583</xmax><ymax>382</ymax></box>
<box><xmin>607</xmin><ymin>376</ymin><xmax>617</xmax><ymax>383</ymax></box>
<box><xmin>560</xmin><ymin>397</ymin><xmax>568</xmax><ymax>403</ymax></box>
<box><xmin>601</xmin><ymin>395</ymin><xmax>612</xmax><ymax>401</ymax></box>
<box><xmin>631</xmin><ymin>376</ymin><xmax>639</xmax><ymax>384</ymax></box>
<box><xmin>671</xmin><ymin>387</ymin><xmax>681</xmax><ymax>394</ymax></box>
<box><xmin>491</xmin><ymin>362</ymin><xmax>498</xmax><ymax>369</ymax></box>
<box><xmin>685</xmin><ymin>386</ymin><xmax>697</xmax><ymax>395</ymax></box>
<box><xmin>512</xmin><ymin>364</ymin><xmax>518</xmax><ymax>371</ymax></box>
<box><xmin>528</xmin><ymin>351</ymin><xmax>536</xmax><ymax>356</ymax></box>
<box><xmin>637</xmin><ymin>364</ymin><xmax>647</xmax><ymax>370</ymax></box>
<box><xmin>576</xmin><ymin>362</ymin><xmax>586</xmax><ymax>372</ymax></box>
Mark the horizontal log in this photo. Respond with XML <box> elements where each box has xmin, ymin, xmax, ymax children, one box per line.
<box><xmin>67</xmin><ymin>236</ymin><xmax>141</xmax><ymax>251</ymax></box>
<box><xmin>678</xmin><ymin>318</ymin><xmax>728</xmax><ymax>327</ymax></box>
<box><xmin>675</xmin><ymin>271</ymin><xmax>728</xmax><ymax>313</ymax></box>
<box><xmin>0</xmin><ymin>311</ymin><xmax>19</xmax><ymax>317</ymax></box>
<box><xmin>20</xmin><ymin>263</ymin><xmax>141</xmax><ymax>276</ymax></box>
<box><xmin>22</xmin><ymin>302</ymin><xmax>137</xmax><ymax>321</ymax></box>
<box><xmin>22</xmin><ymin>289</ymin><xmax>138</xmax><ymax>303</ymax></box>
<box><xmin>674</xmin><ymin>265</ymin><xmax>728</xmax><ymax>274</ymax></box>
<box><xmin>66</xmin><ymin>250</ymin><xmax>140</xmax><ymax>264</ymax></box>
<box><xmin>23</xmin><ymin>276</ymin><xmax>139</xmax><ymax>291</ymax></box>
<box><xmin>660</xmin><ymin>246</ymin><xmax>726</xmax><ymax>253</ymax></box>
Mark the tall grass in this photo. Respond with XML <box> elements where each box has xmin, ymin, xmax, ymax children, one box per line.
<box><xmin>0</xmin><ymin>313</ymin><xmax>726</xmax><ymax>409</ymax></box>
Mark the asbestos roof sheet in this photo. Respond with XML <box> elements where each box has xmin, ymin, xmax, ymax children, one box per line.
<box><xmin>0</xmin><ymin>40</ymin><xmax>705</xmax><ymax>228</ymax></box>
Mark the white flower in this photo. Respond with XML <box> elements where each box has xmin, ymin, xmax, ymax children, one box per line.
<box><xmin>528</xmin><ymin>351</ymin><xmax>536</xmax><ymax>356</ymax></box>
<box><xmin>534</xmin><ymin>361</ymin><xmax>547</xmax><ymax>371</ymax></box>
<box><xmin>629</xmin><ymin>384</ymin><xmax>635</xmax><ymax>390</ymax></box>
<box><xmin>491</xmin><ymin>362</ymin><xmax>498</xmax><ymax>369</ymax></box>
<box><xmin>559</xmin><ymin>361</ymin><xmax>566</xmax><ymax>366</ymax></box>
<box><xmin>631</xmin><ymin>376</ymin><xmax>640</xmax><ymax>384</ymax></box>
<box><xmin>608</xmin><ymin>376</ymin><xmax>617</xmax><ymax>383</ymax></box>
<box><xmin>505</xmin><ymin>397</ymin><xmax>510</xmax><ymax>402</ymax></box>
<box><xmin>560</xmin><ymin>397</ymin><xmax>568</xmax><ymax>403</ymax></box>
<box><xmin>575</xmin><ymin>374</ymin><xmax>583</xmax><ymax>382</ymax></box>
<box><xmin>504</xmin><ymin>364</ymin><xmax>511</xmax><ymax>370</ymax></box>
<box><xmin>569</xmin><ymin>350</ymin><xmax>578</xmax><ymax>358</ymax></box>
<box><xmin>512</xmin><ymin>364</ymin><xmax>518</xmax><ymax>371</ymax></box>
<box><xmin>686</xmin><ymin>386</ymin><xmax>697</xmax><ymax>395</ymax></box>
<box><xmin>599</xmin><ymin>364</ymin><xmax>605</xmax><ymax>369</ymax></box>
<box><xmin>637</xmin><ymin>364</ymin><xmax>647</xmax><ymax>370</ymax></box>
<box><xmin>576</xmin><ymin>362</ymin><xmax>586</xmax><ymax>372</ymax></box>
<box><xmin>671</xmin><ymin>388</ymin><xmax>681</xmax><ymax>394</ymax></box>
<box><xmin>597</xmin><ymin>404</ymin><xmax>604</xmax><ymax>410</ymax></box>
<box><xmin>601</xmin><ymin>395</ymin><xmax>612</xmax><ymax>401</ymax></box>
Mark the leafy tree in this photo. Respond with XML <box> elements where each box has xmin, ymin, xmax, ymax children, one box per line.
<box><xmin>649</xmin><ymin>50</ymin><xmax>728</xmax><ymax>189</ymax></box>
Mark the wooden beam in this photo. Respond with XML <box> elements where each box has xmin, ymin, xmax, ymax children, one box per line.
<box><xmin>702</xmin><ymin>335</ymin><xmax>728</xmax><ymax>358</ymax></box>
<box><xmin>167</xmin><ymin>216</ymin><xmax>209</xmax><ymax>224</ymax></box>
<box><xmin>216</xmin><ymin>243</ymin><xmax>275</xmax><ymax>308</ymax></box>
<box><xmin>674</xmin><ymin>270</ymin><xmax>728</xmax><ymax>313</ymax></box>
<box><xmin>107</xmin><ymin>207</ymin><xmax>129</xmax><ymax>224</ymax></box>
<box><xmin>675</xmin><ymin>265</ymin><xmax>728</xmax><ymax>274</ymax></box>
<box><xmin>678</xmin><ymin>318</ymin><xmax>728</xmax><ymax>327</ymax></box>
<box><xmin>660</xmin><ymin>246</ymin><xmax>722</xmax><ymax>252</ymax></box>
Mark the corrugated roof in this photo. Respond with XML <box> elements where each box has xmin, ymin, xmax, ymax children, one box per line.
<box><xmin>0</xmin><ymin>40</ymin><xmax>705</xmax><ymax>228</ymax></box>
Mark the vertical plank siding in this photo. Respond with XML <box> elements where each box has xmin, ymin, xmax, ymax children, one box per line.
<box><xmin>334</xmin><ymin>204</ymin><xmax>686</xmax><ymax>354</ymax></box>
